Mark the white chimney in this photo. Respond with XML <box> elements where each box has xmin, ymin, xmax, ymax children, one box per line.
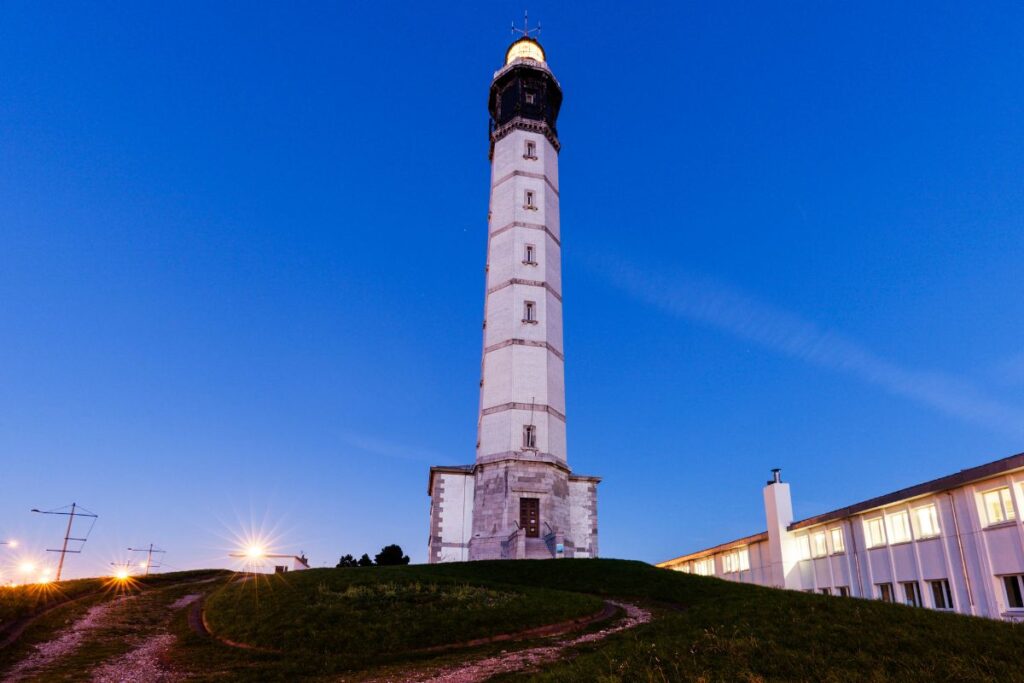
<box><xmin>763</xmin><ymin>469</ymin><xmax>800</xmax><ymax>589</ymax></box>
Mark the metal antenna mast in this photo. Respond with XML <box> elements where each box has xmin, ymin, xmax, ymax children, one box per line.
<box><xmin>31</xmin><ymin>503</ymin><xmax>99</xmax><ymax>581</ymax></box>
<box><xmin>512</xmin><ymin>10</ymin><xmax>541</xmax><ymax>39</ymax></box>
<box><xmin>128</xmin><ymin>544</ymin><xmax>166</xmax><ymax>576</ymax></box>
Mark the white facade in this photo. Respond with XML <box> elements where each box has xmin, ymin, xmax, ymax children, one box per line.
<box><xmin>659</xmin><ymin>453</ymin><xmax>1024</xmax><ymax>621</ymax></box>
<box><xmin>427</xmin><ymin>37</ymin><xmax>600</xmax><ymax>564</ymax></box>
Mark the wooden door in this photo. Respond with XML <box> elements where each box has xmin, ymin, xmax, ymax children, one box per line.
<box><xmin>520</xmin><ymin>498</ymin><xmax>540</xmax><ymax>537</ymax></box>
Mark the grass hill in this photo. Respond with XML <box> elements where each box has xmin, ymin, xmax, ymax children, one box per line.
<box><xmin>189</xmin><ymin>559</ymin><xmax>1024</xmax><ymax>681</ymax></box>
<box><xmin>3</xmin><ymin>560</ymin><xmax>1023</xmax><ymax>681</ymax></box>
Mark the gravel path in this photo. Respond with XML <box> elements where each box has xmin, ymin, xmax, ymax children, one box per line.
<box><xmin>88</xmin><ymin>594</ymin><xmax>202</xmax><ymax>683</ymax></box>
<box><xmin>3</xmin><ymin>595</ymin><xmax>136</xmax><ymax>681</ymax></box>
<box><xmin>377</xmin><ymin>600</ymin><xmax>652</xmax><ymax>683</ymax></box>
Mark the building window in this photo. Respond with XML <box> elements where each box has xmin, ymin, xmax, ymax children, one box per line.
<box><xmin>819</xmin><ymin>587</ymin><xmax>831</xmax><ymax>596</ymax></box>
<box><xmin>738</xmin><ymin>547</ymin><xmax>750</xmax><ymax>571</ymax></box>
<box><xmin>523</xmin><ymin>300</ymin><xmax>537</xmax><ymax>323</ymax></box>
<box><xmin>877</xmin><ymin>582</ymin><xmax>894</xmax><ymax>602</ymax></box>
<box><xmin>837</xmin><ymin>586</ymin><xmax>850</xmax><ymax>597</ymax></box>
<box><xmin>522</xmin><ymin>424</ymin><xmax>537</xmax><ymax>450</ymax></box>
<box><xmin>694</xmin><ymin>557</ymin><xmax>714</xmax><ymax>576</ymax></box>
<box><xmin>930</xmin><ymin>579</ymin><xmax>953</xmax><ymax>609</ymax></box>
<box><xmin>865</xmin><ymin>517</ymin><xmax>886</xmax><ymax>548</ymax></box>
<box><xmin>723</xmin><ymin>551</ymin><xmax>738</xmax><ymax>573</ymax></box>
<box><xmin>902</xmin><ymin>581</ymin><xmax>922</xmax><ymax>607</ymax></box>
<box><xmin>982</xmin><ymin>487</ymin><xmax>1016</xmax><ymax>526</ymax></box>
<box><xmin>796</xmin><ymin>535</ymin><xmax>811</xmax><ymax>560</ymax></box>
<box><xmin>524</xmin><ymin>190</ymin><xmax>537</xmax><ymax>210</ymax></box>
<box><xmin>830</xmin><ymin>527</ymin><xmax>845</xmax><ymax>554</ymax></box>
<box><xmin>523</xmin><ymin>243</ymin><xmax>537</xmax><ymax>265</ymax></box>
<box><xmin>887</xmin><ymin>510</ymin><xmax>912</xmax><ymax>544</ymax></box>
<box><xmin>525</xmin><ymin>90</ymin><xmax>537</xmax><ymax>105</ymax></box>
<box><xmin>524</xmin><ymin>140</ymin><xmax>537</xmax><ymax>159</ymax></box>
<box><xmin>913</xmin><ymin>504</ymin><xmax>941</xmax><ymax>538</ymax></box>
<box><xmin>811</xmin><ymin>531</ymin><xmax>827</xmax><ymax>558</ymax></box>
<box><xmin>1004</xmin><ymin>575</ymin><xmax>1024</xmax><ymax>610</ymax></box>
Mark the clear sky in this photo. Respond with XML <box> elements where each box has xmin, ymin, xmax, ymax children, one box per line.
<box><xmin>2</xmin><ymin>2</ymin><xmax>1023</xmax><ymax>577</ymax></box>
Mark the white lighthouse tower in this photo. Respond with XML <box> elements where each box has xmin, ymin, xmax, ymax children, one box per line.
<box><xmin>427</xmin><ymin>26</ymin><xmax>600</xmax><ymax>563</ymax></box>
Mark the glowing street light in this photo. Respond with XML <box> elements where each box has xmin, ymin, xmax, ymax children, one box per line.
<box><xmin>113</xmin><ymin>568</ymin><xmax>130</xmax><ymax>581</ymax></box>
<box><xmin>19</xmin><ymin>561</ymin><xmax>36</xmax><ymax>575</ymax></box>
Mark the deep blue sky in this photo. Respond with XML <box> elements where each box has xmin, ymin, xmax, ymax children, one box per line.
<box><xmin>2</xmin><ymin>2</ymin><xmax>1023</xmax><ymax>577</ymax></box>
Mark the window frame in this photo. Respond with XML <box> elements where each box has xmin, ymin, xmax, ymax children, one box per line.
<box><xmin>913</xmin><ymin>503</ymin><xmax>941</xmax><ymax>539</ymax></box>
<box><xmin>837</xmin><ymin>586</ymin><xmax>850</xmax><ymax>597</ymax></box>
<box><xmin>887</xmin><ymin>510</ymin><xmax>912</xmax><ymax>544</ymax></box>
<box><xmin>929</xmin><ymin>579</ymin><xmax>953</xmax><ymax>610</ymax></box>
<box><xmin>877</xmin><ymin>582</ymin><xmax>894</xmax><ymax>603</ymax></box>
<box><xmin>902</xmin><ymin>581</ymin><xmax>922</xmax><ymax>607</ymax></box>
<box><xmin>522</xmin><ymin>424</ymin><xmax>537</xmax><ymax>450</ymax></box>
<box><xmin>982</xmin><ymin>487</ymin><xmax>1016</xmax><ymax>526</ymax></box>
<box><xmin>1003</xmin><ymin>574</ymin><xmax>1024</xmax><ymax>610</ymax></box>
<box><xmin>829</xmin><ymin>527</ymin><xmax>845</xmax><ymax>554</ymax></box>
<box><xmin>523</xmin><ymin>300</ymin><xmax>537</xmax><ymax>323</ymax></box>
<box><xmin>524</xmin><ymin>139</ymin><xmax>537</xmax><ymax>159</ymax></box>
<box><xmin>865</xmin><ymin>517</ymin><xmax>887</xmax><ymax>548</ymax></box>
<box><xmin>523</xmin><ymin>243</ymin><xmax>537</xmax><ymax>265</ymax></box>
<box><xmin>811</xmin><ymin>531</ymin><xmax>828</xmax><ymax>558</ymax></box>
<box><xmin>524</xmin><ymin>189</ymin><xmax>537</xmax><ymax>210</ymax></box>
<box><xmin>796</xmin><ymin>534</ymin><xmax>812</xmax><ymax>560</ymax></box>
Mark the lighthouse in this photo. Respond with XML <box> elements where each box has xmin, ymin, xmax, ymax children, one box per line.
<box><xmin>427</xmin><ymin>26</ymin><xmax>600</xmax><ymax>563</ymax></box>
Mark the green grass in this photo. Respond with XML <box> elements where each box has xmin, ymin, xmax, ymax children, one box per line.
<box><xmin>203</xmin><ymin>566</ymin><xmax>602</xmax><ymax>669</ymax></box>
<box><xmin>195</xmin><ymin>560</ymin><xmax>1024</xmax><ymax>682</ymax></box>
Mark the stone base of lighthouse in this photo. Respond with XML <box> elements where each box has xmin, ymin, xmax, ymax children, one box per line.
<box><xmin>428</xmin><ymin>460</ymin><xmax>599</xmax><ymax>563</ymax></box>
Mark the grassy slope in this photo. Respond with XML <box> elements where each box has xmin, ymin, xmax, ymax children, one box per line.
<box><xmin>195</xmin><ymin>560</ymin><xmax>1024</xmax><ymax>682</ymax></box>
<box><xmin>204</xmin><ymin>567</ymin><xmax>602</xmax><ymax>670</ymax></box>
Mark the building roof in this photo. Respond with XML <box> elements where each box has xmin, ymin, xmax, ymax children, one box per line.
<box><xmin>788</xmin><ymin>450</ymin><xmax>1024</xmax><ymax>531</ymax></box>
<box><xmin>427</xmin><ymin>464</ymin><xmax>474</xmax><ymax>494</ymax></box>
<box><xmin>657</xmin><ymin>450</ymin><xmax>1024</xmax><ymax>567</ymax></box>
<box><xmin>656</xmin><ymin>530</ymin><xmax>768</xmax><ymax>568</ymax></box>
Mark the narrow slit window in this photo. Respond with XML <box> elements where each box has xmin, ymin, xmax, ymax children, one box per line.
<box><xmin>523</xmin><ymin>300</ymin><xmax>537</xmax><ymax>323</ymax></box>
<box><xmin>523</xmin><ymin>244</ymin><xmax>537</xmax><ymax>264</ymax></box>
<box><xmin>524</xmin><ymin>190</ymin><xmax>536</xmax><ymax>209</ymax></box>
<box><xmin>522</xmin><ymin>424</ymin><xmax>537</xmax><ymax>450</ymax></box>
<box><xmin>524</xmin><ymin>140</ymin><xmax>537</xmax><ymax>159</ymax></box>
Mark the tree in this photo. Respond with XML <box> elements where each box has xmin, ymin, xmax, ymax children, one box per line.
<box><xmin>374</xmin><ymin>544</ymin><xmax>410</xmax><ymax>566</ymax></box>
<box><xmin>336</xmin><ymin>554</ymin><xmax>358</xmax><ymax>568</ymax></box>
<box><xmin>357</xmin><ymin>553</ymin><xmax>374</xmax><ymax>567</ymax></box>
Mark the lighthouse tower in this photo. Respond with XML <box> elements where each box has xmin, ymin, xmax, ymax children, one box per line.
<box><xmin>427</xmin><ymin>28</ymin><xmax>600</xmax><ymax>563</ymax></box>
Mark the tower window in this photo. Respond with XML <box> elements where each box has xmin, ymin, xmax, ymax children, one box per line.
<box><xmin>524</xmin><ymin>140</ymin><xmax>537</xmax><ymax>159</ymax></box>
<box><xmin>523</xmin><ymin>244</ymin><xmax>537</xmax><ymax>265</ymax></box>
<box><xmin>524</xmin><ymin>90</ymin><xmax>537</xmax><ymax>105</ymax></box>
<box><xmin>522</xmin><ymin>424</ymin><xmax>537</xmax><ymax>450</ymax></box>
<box><xmin>523</xmin><ymin>301</ymin><xmax>537</xmax><ymax>323</ymax></box>
<box><xmin>524</xmin><ymin>190</ymin><xmax>537</xmax><ymax>210</ymax></box>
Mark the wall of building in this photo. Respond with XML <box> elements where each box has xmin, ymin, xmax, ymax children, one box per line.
<box><xmin>428</xmin><ymin>471</ymin><xmax>474</xmax><ymax>564</ymax></box>
<box><xmin>662</xmin><ymin>466</ymin><xmax>1024</xmax><ymax>621</ymax></box>
<box><xmin>568</xmin><ymin>477</ymin><xmax>599</xmax><ymax>558</ymax></box>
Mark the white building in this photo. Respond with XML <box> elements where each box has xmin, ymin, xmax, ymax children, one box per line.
<box><xmin>658</xmin><ymin>452</ymin><xmax>1024</xmax><ymax>621</ymax></box>
<box><xmin>427</xmin><ymin>32</ymin><xmax>600</xmax><ymax>563</ymax></box>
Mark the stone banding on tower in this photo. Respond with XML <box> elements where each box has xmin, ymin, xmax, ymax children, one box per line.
<box><xmin>427</xmin><ymin>32</ymin><xmax>600</xmax><ymax>563</ymax></box>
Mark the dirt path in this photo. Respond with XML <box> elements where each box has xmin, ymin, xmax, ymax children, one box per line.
<box><xmin>2</xmin><ymin>580</ymin><xmax>219</xmax><ymax>683</ymax></box>
<box><xmin>372</xmin><ymin>600</ymin><xmax>652</xmax><ymax>683</ymax></box>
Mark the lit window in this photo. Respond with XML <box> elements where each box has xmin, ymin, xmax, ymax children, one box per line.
<box><xmin>914</xmin><ymin>504</ymin><xmax>940</xmax><ymax>538</ymax></box>
<box><xmin>930</xmin><ymin>579</ymin><xmax>953</xmax><ymax>609</ymax></box>
<box><xmin>723</xmin><ymin>552</ymin><xmax>738</xmax><ymax>573</ymax></box>
<box><xmin>902</xmin><ymin>581</ymin><xmax>922</xmax><ymax>607</ymax></box>
<box><xmin>738</xmin><ymin>547</ymin><xmax>750</xmax><ymax>571</ymax></box>
<box><xmin>865</xmin><ymin>517</ymin><xmax>886</xmax><ymax>548</ymax></box>
<box><xmin>810</xmin><ymin>531</ymin><xmax>827</xmax><ymax>558</ymax></box>
<box><xmin>694</xmin><ymin>557</ymin><xmax>714</xmax><ymax>576</ymax></box>
<box><xmin>1003</xmin><ymin>575</ymin><xmax>1024</xmax><ymax>609</ymax></box>
<box><xmin>523</xmin><ymin>244</ymin><xmax>537</xmax><ymax>264</ymax></box>
<box><xmin>887</xmin><ymin>511</ymin><xmax>912</xmax><ymax>544</ymax></box>
<box><xmin>796</xmin><ymin>535</ymin><xmax>811</xmax><ymax>560</ymax></box>
<box><xmin>837</xmin><ymin>586</ymin><xmax>850</xmax><ymax>597</ymax></box>
<box><xmin>830</xmin><ymin>527</ymin><xmax>845</xmax><ymax>554</ymax></box>
<box><xmin>523</xmin><ymin>301</ymin><xmax>537</xmax><ymax>323</ymax></box>
<box><xmin>524</xmin><ymin>140</ymin><xmax>537</xmax><ymax>159</ymax></box>
<box><xmin>522</xmin><ymin>424</ymin><xmax>537</xmax><ymax>449</ymax></box>
<box><xmin>982</xmin><ymin>487</ymin><xmax>1016</xmax><ymax>525</ymax></box>
<box><xmin>877</xmin><ymin>582</ymin><xmax>894</xmax><ymax>602</ymax></box>
<box><xmin>524</xmin><ymin>190</ymin><xmax>537</xmax><ymax>209</ymax></box>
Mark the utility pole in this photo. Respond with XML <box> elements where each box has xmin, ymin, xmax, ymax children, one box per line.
<box><xmin>31</xmin><ymin>503</ymin><xmax>99</xmax><ymax>581</ymax></box>
<box><xmin>128</xmin><ymin>544</ymin><xmax>165</xmax><ymax>576</ymax></box>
